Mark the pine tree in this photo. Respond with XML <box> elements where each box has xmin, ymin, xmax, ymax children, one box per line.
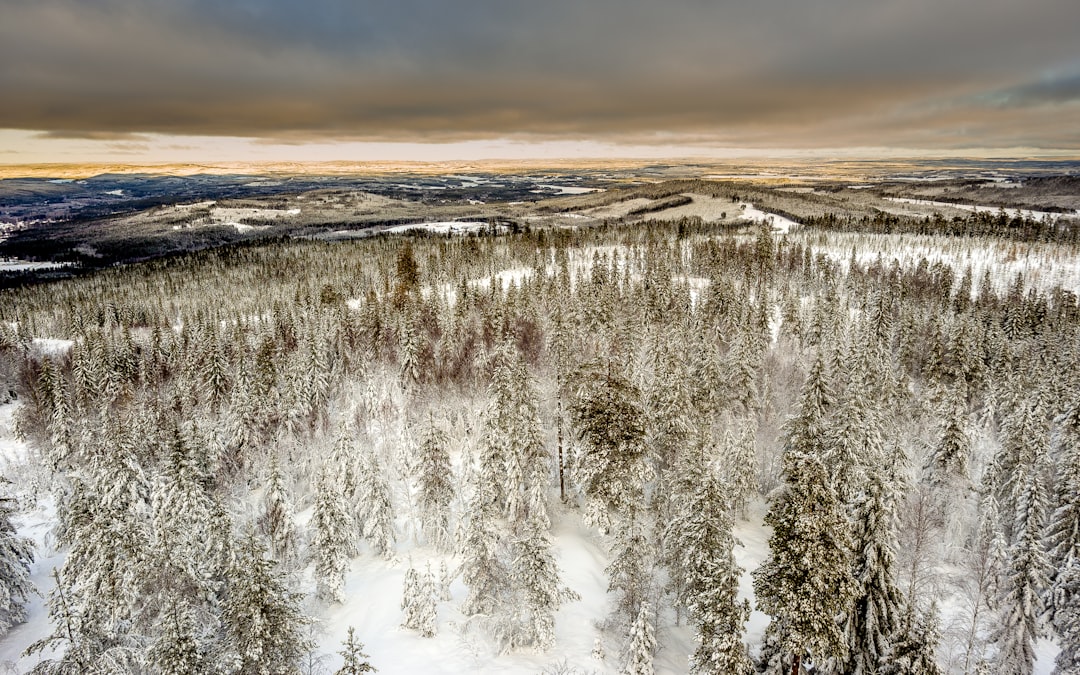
<box><xmin>0</xmin><ymin>491</ymin><xmax>33</xmax><ymax>635</ymax></box>
<box><xmin>222</xmin><ymin>534</ymin><xmax>310</xmax><ymax>674</ymax></box>
<box><xmin>882</xmin><ymin>602</ymin><xmax>944</xmax><ymax>675</ymax></box>
<box><xmin>415</xmin><ymin>420</ymin><xmax>455</xmax><ymax>551</ymax></box>
<box><xmin>417</xmin><ymin>565</ymin><xmax>437</xmax><ymax>638</ymax></box>
<box><xmin>437</xmin><ymin>559</ymin><xmax>453</xmax><ymax>601</ymax></box>
<box><xmin>1048</xmin><ymin>406</ymin><xmax>1080</xmax><ymax>674</ymax></box>
<box><xmin>927</xmin><ymin>396</ymin><xmax>970</xmax><ymax>491</ymax></box>
<box><xmin>995</xmin><ymin>464</ymin><xmax>1050</xmax><ymax>675</ymax></box>
<box><xmin>623</xmin><ymin>601</ymin><xmax>656</xmax><ymax>675</ymax></box>
<box><xmin>400</xmin><ymin>564</ymin><xmax>421</xmax><ymax>632</ymax></box>
<box><xmin>460</xmin><ymin>479</ymin><xmax>510</xmax><ymax>619</ymax></box>
<box><xmin>148</xmin><ymin>597</ymin><xmax>204</xmax><ymax>675</ymax></box>
<box><xmin>312</xmin><ymin>468</ymin><xmax>355</xmax><ymax>604</ymax></box>
<box><xmin>257</xmin><ymin>456</ymin><xmax>300</xmax><ymax>568</ymax></box>
<box><xmin>509</xmin><ymin>520</ymin><xmax>579</xmax><ymax>651</ymax></box>
<box><xmin>606</xmin><ymin>508</ymin><xmax>652</xmax><ymax>631</ymax></box>
<box><xmin>358</xmin><ymin>450</ymin><xmax>396</xmax><ymax>559</ymax></box>
<box><xmin>989</xmin><ymin>400</ymin><xmax>1048</xmax><ymax>541</ymax></box>
<box><xmin>336</xmin><ymin>626</ymin><xmax>377</xmax><ymax>674</ymax></box>
<box><xmin>723</xmin><ymin>423</ymin><xmax>757</xmax><ymax>519</ymax></box>
<box><xmin>664</xmin><ymin>453</ymin><xmax>753</xmax><ymax>675</ymax></box>
<box><xmin>753</xmin><ymin>358</ymin><xmax>855</xmax><ymax>674</ymax></box>
<box><xmin>846</xmin><ymin>467</ymin><xmax>906</xmax><ymax>675</ymax></box>
<box><xmin>570</xmin><ymin>361</ymin><xmax>649</xmax><ymax>526</ymax></box>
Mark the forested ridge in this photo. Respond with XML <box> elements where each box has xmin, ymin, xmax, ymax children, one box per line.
<box><xmin>0</xmin><ymin>214</ymin><xmax>1077</xmax><ymax>674</ymax></box>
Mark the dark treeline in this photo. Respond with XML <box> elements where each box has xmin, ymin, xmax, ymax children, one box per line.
<box><xmin>805</xmin><ymin>209</ymin><xmax>1080</xmax><ymax>244</ymax></box>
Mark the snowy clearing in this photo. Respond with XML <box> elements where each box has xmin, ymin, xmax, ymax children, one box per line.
<box><xmin>883</xmin><ymin>197</ymin><xmax>1079</xmax><ymax>221</ymax></box>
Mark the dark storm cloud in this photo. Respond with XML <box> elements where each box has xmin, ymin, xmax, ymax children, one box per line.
<box><xmin>1</xmin><ymin>0</ymin><xmax>1078</xmax><ymax>148</ymax></box>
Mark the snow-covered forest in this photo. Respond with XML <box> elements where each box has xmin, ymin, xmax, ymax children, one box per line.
<box><xmin>0</xmin><ymin>204</ymin><xmax>1078</xmax><ymax>674</ymax></box>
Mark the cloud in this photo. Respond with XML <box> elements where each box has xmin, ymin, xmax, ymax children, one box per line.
<box><xmin>975</xmin><ymin>70</ymin><xmax>1080</xmax><ymax>108</ymax></box>
<box><xmin>1</xmin><ymin>0</ymin><xmax>1079</xmax><ymax>150</ymax></box>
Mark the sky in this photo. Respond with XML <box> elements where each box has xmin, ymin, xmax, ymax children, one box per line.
<box><xmin>1</xmin><ymin>0</ymin><xmax>1079</xmax><ymax>164</ymax></box>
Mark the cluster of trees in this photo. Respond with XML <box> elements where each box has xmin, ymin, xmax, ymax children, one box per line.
<box><xmin>0</xmin><ymin>206</ymin><xmax>1076</xmax><ymax>673</ymax></box>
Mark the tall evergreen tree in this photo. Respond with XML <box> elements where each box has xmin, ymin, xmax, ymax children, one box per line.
<box><xmin>1048</xmin><ymin>406</ymin><xmax>1080</xmax><ymax>675</ymax></box>
<box><xmin>312</xmin><ymin>468</ymin><xmax>355</xmax><ymax>604</ymax></box>
<box><xmin>845</xmin><ymin>467</ymin><xmax>906</xmax><ymax>675</ymax></box>
<box><xmin>257</xmin><ymin>455</ymin><xmax>300</xmax><ymax>568</ymax></box>
<box><xmin>753</xmin><ymin>357</ymin><xmax>855</xmax><ymax>675</ymax></box>
<box><xmin>0</xmin><ymin>491</ymin><xmax>33</xmax><ymax>636</ymax></box>
<box><xmin>221</xmin><ymin>534</ymin><xmax>310</xmax><ymax>674</ymax></box>
<box><xmin>570</xmin><ymin>361</ymin><xmax>649</xmax><ymax>529</ymax></box>
<box><xmin>664</xmin><ymin>451</ymin><xmax>753</xmax><ymax>675</ymax></box>
<box><xmin>995</xmin><ymin>464</ymin><xmax>1050</xmax><ymax>675</ymax></box>
<box><xmin>414</xmin><ymin>419</ymin><xmax>454</xmax><ymax>551</ymax></box>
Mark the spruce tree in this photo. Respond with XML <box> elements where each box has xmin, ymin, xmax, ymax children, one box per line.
<box><xmin>312</xmin><ymin>468</ymin><xmax>355</xmax><ymax>604</ymax></box>
<box><xmin>358</xmin><ymin>450</ymin><xmax>396</xmax><ymax>559</ymax></box>
<box><xmin>509</xmin><ymin>520</ymin><xmax>579</xmax><ymax>651</ymax></box>
<box><xmin>0</xmin><ymin>492</ymin><xmax>33</xmax><ymax>636</ymax></box>
<box><xmin>257</xmin><ymin>456</ymin><xmax>300</xmax><ymax>568</ymax></box>
<box><xmin>846</xmin><ymin>468</ymin><xmax>905</xmax><ymax>675</ymax></box>
<box><xmin>415</xmin><ymin>419</ymin><xmax>454</xmax><ymax>551</ymax></box>
<box><xmin>1048</xmin><ymin>405</ymin><xmax>1080</xmax><ymax>674</ymax></box>
<box><xmin>570</xmin><ymin>361</ymin><xmax>649</xmax><ymax>527</ymax></box>
<box><xmin>927</xmin><ymin>396</ymin><xmax>970</xmax><ymax>491</ymax></box>
<box><xmin>222</xmin><ymin>534</ymin><xmax>310</xmax><ymax>675</ymax></box>
<box><xmin>336</xmin><ymin>626</ymin><xmax>377</xmax><ymax>674</ymax></box>
<box><xmin>753</xmin><ymin>357</ymin><xmax>855</xmax><ymax>674</ymax></box>
<box><xmin>148</xmin><ymin>597</ymin><xmax>204</xmax><ymax>675</ymax></box>
<box><xmin>665</xmin><ymin>453</ymin><xmax>753</xmax><ymax>675</ymax></box>
<box><xmin>623</xmin><ymin>601</ymin><xmax>656</xmax><ymax>675</ymax></box>
<box><xmin>995</xmin><ymin>464</ymin><xmax>1050</xmax><ymax>675</ymax></box>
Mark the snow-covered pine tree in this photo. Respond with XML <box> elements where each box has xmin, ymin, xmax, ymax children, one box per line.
<box><xmin>415</xmin><ymin>419</ymin><xmax>455</xmax><ymax>551</ymax></box>
<box><xmin>438</xmin><ymin>559</ymin><xmax>453</xmax><ymax>601</ymax></box>
<box><xmin>723</xmin><ymin>423</ymin><xmax>757</xmax><ymax>519</ymax></box>
<box><xmin>0</xmin><ymin>491</ymin><xmax>33</xmax><ymax>636</ymax></box>
<box><xmin>1048</xmin><ymin>405</ymin><xmax>1080</xmax><ymax>673</ymax></box>
<box><xmin>570</xmin><ymin>361</ymin><xmax>649</xmax><ymax>529</ymax></box>
<box><xmin>623</xmin><ymin>600</ymin><xmax>656</xmax><ymax>675</ymax></box>
<box><xmin>148</xmin><ymin>596</ymin><xmax>204</xmax><ymax>675</ymax></box>
<box><xmin>606</xmin><ymin>506</ymin><xmax>652</xmax><ymax>632</ymax></box>
<box><xmin>509</xmin><ymin>519</ymin><xmax>579</xmax><ymax>652</ymax></box>
<box><xmin>257</xmin><ymin>455</ymin><xmax>300</xmax><ymax>568</ymax></box>
<box><xmin>824</xmin><ymin>348</ymin><xmax>884</xmax><ymax>507</ymax></box>
<box><xmin>1052</xmin><ymin>562</ymin><xmax>1080</xmax><ymax>674</ymax></box>
<box><xmin>358</xmin><ymin>448</ymin><xmax>396</xmax><ymax>559</ymax></box>
<box><xmin>418</xmin><ymin>565</ymin><xmax>437</xmax><ymax>638</ymax></box>
<box><xmin>845</xmin><ymin>467</ymin><xmax>906</xmax><ymax>675</ymax></box>
<box><xmin>312</xmin><ymin>466</ymin><xmax>355</xmax><ymax>604</ymax></box>
<box><xmin>336</xmin><ymin>626</ymin><xmax>377</xmax><ymax>674</ymax></box>
<box><xmin>995</xmin><ymin>461</ymin><xmax>1050</xmax><ymax>675</ymax></box>
<box><xmin>753</xmin><ymin>355</ymin><xmax>855</xmax><ymax>675</ymax></box>
<box><xmin>927</xmin><ymin>394</ymin><xmax>970</xmax><ymax>491</ymax></box>
<box><xmin>989</xmin><ymin>400</ymin><xmax>1048</xmax><ymax>541</ymax></box>
<box><xmin>221</xmin><ymin>533</ymin><xmax>310</xmax><ymax>674</ymax></box>
<box><xmin>460</xmin><ymin>479</ymin><xmax>510</xmax><ymax>619</ymax></box>
<box><xmin>400</xmin><ymin>564</ymin><xmax>421</xmax><ymax>631</ymax></box>
<box><xmin>664</xmin><ymin>451</ymin><xmax>753</xmax><ymax>675</ymax></box>
<box><xmin>881</xmin><ymin>602</ymin><xmax>944</xmax><ymax>675</ymax></box>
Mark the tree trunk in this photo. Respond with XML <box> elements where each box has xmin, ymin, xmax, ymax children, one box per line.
<box><xmin>790</xmin><ymin>652</ymin><xmax>802</xmax><ymax>675</ymax></box>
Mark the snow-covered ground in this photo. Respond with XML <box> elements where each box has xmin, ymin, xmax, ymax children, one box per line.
<box><xmin>532</xmin><ymin>185</ymin><xmax>602</xmax><ymax>196</ymax></box>
<box><xmin>385</xmin><ymin>222</ymin><xmax>491</xmax><ymax>235</ymax></box>
<box><xmin>0</xmin><ymin>260</ymin><xmax>68</xmax><ymax>272</ymax></box>
<box><xmin>738</xmin><ymin>203</ymin><xmax>800</xmax><ymax>234</ymax></box>
<box><xmin>803</xmin><ymin>231</ymin><xmax>1080</xmax><ymax>296</ymax></box>
<box><xmin>883</xmin><ymin>197</ymin><xmax>1080</xmax><ymax>221</ymax></box>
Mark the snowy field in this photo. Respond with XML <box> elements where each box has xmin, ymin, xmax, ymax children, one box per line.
<box><xmin>882</xmin><ymin>197</ymin><xmax>1080</xmax><ymax>221</ymax></box>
